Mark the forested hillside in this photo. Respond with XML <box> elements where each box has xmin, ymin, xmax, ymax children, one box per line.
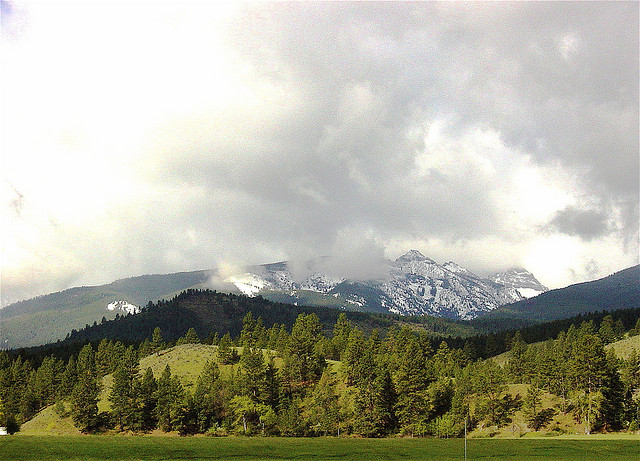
<box><xmin>48</xmin><ymin>290</ymin><xmax>476</xmax><ymax>349</ymax></box>
<box><xmin>2</xmin><ymin>306</ymin><xmax>640</xmax><ymax>437</ymax></box>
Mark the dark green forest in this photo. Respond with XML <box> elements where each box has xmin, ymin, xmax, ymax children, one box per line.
<box><xmin>2</xmin><ymin>289</ymin><xmax>640</xmax><ymax>437</ymax></box>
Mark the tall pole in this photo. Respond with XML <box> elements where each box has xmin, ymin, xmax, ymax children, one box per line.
<box><xmin>464</xmin><ymin>416</ymin><xmax>467</xmax><ymax>461</ymax></box>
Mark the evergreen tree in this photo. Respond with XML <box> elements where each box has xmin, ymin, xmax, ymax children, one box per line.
<box><xmin>474</xmin><ymin>360</ymin><xmax>508</xmax><ymax>427</ymax></box>
<box><xmin>307</xmin><ymin>370</ymin><xmax>339</xmax><ymax>436</ymax></box>
<box><xmin>193</xmin><ymin>361</ymin><xmax>225</xmax><ymax>432</ymax></box>
<box><xmin>241</xmin><ymin>347</ymin><xmax>266</xmax><ymax>402</ymax></box>
<box><xmin>598</xmin><ymin>315</ymin><xmax>617</xmax><ymax>344</ymax></box>
<box><xmin>283</xmin><ymin>314</ymin><xmax>325</xmax><ymax>389</ymax></box>
<box><xmin>523</xmin><ymin>385</ymin><xmax>543</xmax><ymax>430</ymax></box>
<box><xmin>394</xmin><ymin>336</ymin><xmax>432</xmax><ymax>436</ymax></box>
<box><xmin>331</xmin><ymin>313</ymin><xmax>353</xmax><ymax>360</ymax></box>
<box><xmin>217</xmin><ymin>333</ymin><xmax>239</xmax><ymax>365</ymax></box>
<box><xmin>151</xmin><ymin>327</ymin><xmax>164</xmax><ymax>352</ymax></box>
<box><xmin>176</xmin><ymin>327</ymin><xmax>200</xmax><ymax>345</ymax></box>
<box><xmin>354</xmin><ymin>364</ymin><xmax>396</xmax><ymax>437</ymax></box>
<box><xmin>240</xmin><ymin>312</ymin><xmax>257</xmax><ymax>348</ymax></box>
<box><xmin>263</xmin><ymin>358</ymin><xmax>281</xmax><ymax>410</ymax></box>
<box><xmin>59</xmin><ymin>356</ymin><xmax>77</xmax><ymax>399</ymax></box>
<box><xmin>109</xmin><ymin>346</ymin><xmax>141</xmax><ymax>431</ymax></box>
<box><xmin>71</xmin><ymin>344</ymin><xmax>99</xmax><ymax>432</ymax></box>
<box><xmin>154</xmin><ymin>365</ymin><xmax>185</xmax><ymax>432</ymax></box>
<box><xmin>138</xmin><ymin>367</ymin><xmax>158</xmax><ymax>430</ymax></box>
<box><xmin>506</xmin><ymin>331</ymin><xmax>529</xmax><ymax>383</ymax></box>
<box><xmin>95</xmin><ymin>339</ymin><xmax>113</xmax><ymax>376</ymax></box>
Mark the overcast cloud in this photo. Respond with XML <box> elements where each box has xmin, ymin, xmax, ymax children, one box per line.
<box><xmin>1</xmin><ymin>1</ymin><xmax>638</xmax><ymax>305</ymax></box>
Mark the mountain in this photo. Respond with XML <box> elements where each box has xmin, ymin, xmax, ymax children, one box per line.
<box><xmin>226</xmin><ymin>250</ymin><xmax>547</xmax><ymax>320</ymax></box>
<box><xmin>489</xmin><ymin>268</ymin><xmax>548</xmax><ymax>299</ymax></box>
<box><xmin>480</xmin><ymin>265</ymin><xmax>640</xmax><ymax>323</ymax></box>
<box><xmin>0</xmin><ymin>270</ymin><xmax>212</xmax><ymax>349</ymax></box>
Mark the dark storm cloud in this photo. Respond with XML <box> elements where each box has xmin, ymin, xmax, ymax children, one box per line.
<box><xmin>548</xmin><ymin>205</ymin><xmax>611</xmax><ymax>241</ymax></box>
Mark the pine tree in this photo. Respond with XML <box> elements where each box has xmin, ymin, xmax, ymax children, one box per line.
<box><xmin>506</xmin><ymin>332</ymin><xmax>529</xmax><ymax>383</ymax></box>
<box><xmin>138</xmin><ymin>367</ymin><xmax>158</xmax><ymax>430</ymax></box>
<box><xmin>598</xmin><ymin>315</ymin><xmax>617</xmax><ymax>344</ymax></box>
<box><xmin>394</xmin><ymin>336</ymin><xmax>432</xmax><ymax>436</ymax></box>
<box><xmin>151</xmin><ymin>327</ymin><xmax>164</xmax><ymax>352</ymax></box>
<box><xmin>354</xmin><ymin>364</ymin><xmax>396</xmax><ymax>437</ymax></box>
<box><xmin>307</xmin><ymin>370</ymin><xmax>339</xmax><ymax>436</ymax></box>
<box><xmin>193</xmin><ymin>361</ymin><xmax>224</xmax><ymax>432</ymax></box>
<box><xmin>524</xmin><ymin>385</ymin><xmax>543</xmax><ymax>430</ymax></box>
<box><xmin>332</xmin><ymin>313</ymin><xmax>353</xmax><ymax>360</ymax></box>
<box><xmin>177</xmin><ymin>327</ymin><xmax>200</xmax><ymax>345</ymax></box>
<box><xmin>71</xmin><ymin>344</ymin><xmax>99</xmax><ymax>432</ymax></box>
<box><xmin>59</xmin><ymin>356</ymin><xmax>77</xmax><ymax>398</ymax></box>
<box><xmin>95</xmin><ymin>339</ymin><xmax>113</xmax><ymax>376</ymax></box>
<box><xmin>154</xmin><ymin>365</ymin><xmax>185</xmax><ymax>432</ymax></box>
<box><xmin>263</xmin><ymin>359</ymin><xmax>281</xmax><ymax>410</ymax></box>
<box><xmin>217</xmin><ymin>333</ymin><xmax>238</xmax><ymax>365</ymax></box>
<box><xmin>283</xmin><ymin>314</ymin><xmax>325</xmax><ymax>388</ymax></box>
<box><xmin>109</xmin><ymin>346</ymin><xmax>141</xmax><ymax>431</ymax></box>
<box><xmin>241</xmin><ymin>347</ymin><xmax>266</xmax><ymax>402</ymax></box>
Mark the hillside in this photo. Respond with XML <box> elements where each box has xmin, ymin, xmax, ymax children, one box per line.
<box><xmin>0</xmin><ymin>270</ymin><xmax>212</xmax><ymax>348</ymax></box>
<box><xmin>605</xmin><ymin>334</ymin><xmax>640</xmax><ymax>360</ymax></box>
<box><xmin>56</xmin><ymin>290</ymin><xmax>476</xmax><ymax>349</ymax></box>
<box><xmin>479</xmin><ymin>266</ymin><xmax>640</xmax><ymax>323</ymax></box>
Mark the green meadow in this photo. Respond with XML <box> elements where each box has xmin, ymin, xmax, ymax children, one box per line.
<box><xmin>1</xmin><ymin>435</ymin><xmax>639</xmax><ymax>461</ymax></box>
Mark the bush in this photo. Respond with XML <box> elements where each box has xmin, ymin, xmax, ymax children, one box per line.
<box><xmin>5</xmin><ymin>414</ymin><xmax>20</xmax><ymax>435</ymax></box>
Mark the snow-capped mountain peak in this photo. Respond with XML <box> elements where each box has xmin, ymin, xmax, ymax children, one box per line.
<box><xmin>489</xmin><ymin>268</ymin><xmax>548</xmax><ymax>299</ymax></box>
<box><xmin>222</xmin><ymin>252</ymin><xmax>547</xmax><ymax>320</ymax></box>
<box><xmin>395</xmin><ymin>249</ymin><xmax>433</xmax><ymax>263</ymax></box>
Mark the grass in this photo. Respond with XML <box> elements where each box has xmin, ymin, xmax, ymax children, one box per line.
<box><xmin>605</xmin><ymin>334</ymin><xmax>640</xmax><ymax>360</ymax></box>
<box><xmin>1</xmin><ymin>435</ymin><xmax>640</xmax><ymax>460</ymax></box>
<box><xmin>96</xmin><ymin>344</ymin><xmax>282</xmax><ymax>412</ymax></box>
<box><xmin>19</xmin><ymin>404</ymin><xmax>80</xmax><ymax>436</ymax></box>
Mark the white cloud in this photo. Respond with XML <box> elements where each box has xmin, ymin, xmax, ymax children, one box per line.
<box><xmin>1</xmin><ymin>1</ymin><xmax>637</xmax><ymax>304</ymax></box>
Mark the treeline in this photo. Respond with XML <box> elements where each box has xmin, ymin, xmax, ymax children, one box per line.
<box><xmin>2</xmin><ymin>311</ymin><xmax>640</xmax><ymax>436</ymax></box>
<box><xmin>16</xmin><ymin>289</ymin><xmax>640</xmax><ymax>369</ymax></box>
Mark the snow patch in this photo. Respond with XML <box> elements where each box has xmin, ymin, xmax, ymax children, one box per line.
<box><xmin>227</xmin><ymin>273</ymin><xmax>267</xmax><ymax>296</ymax></box>
<box><xmin>107</xmin><ymin>300</ymin><xmax>141</xmax><ymax>315</ymax></box>
<box><xmin>517</xmin><ymin>288</ymin><xmax>544</xmax><ymax>299</ymax></box>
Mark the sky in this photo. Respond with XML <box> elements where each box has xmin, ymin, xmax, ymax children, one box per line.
<box><xmin>1</xmin><ymin>1</ymin><xmax>638</xmax><ymax>306</ymax></box>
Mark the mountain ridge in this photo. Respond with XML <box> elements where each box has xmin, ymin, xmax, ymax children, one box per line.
<box><xmin>481</xmin><ymin>265</ymin><xmax>640</xmax><ymax>323</ymax></box>
<box><xmin>227</xmin><ymin>250</ymin><xmax>547</xmax><ymax>320</ymax></box>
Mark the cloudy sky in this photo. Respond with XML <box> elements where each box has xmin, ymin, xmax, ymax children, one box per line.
<box><xmin>1</xmin><ymin>1</ymin><xmax>638</xmax><ymax>305</ymax></box>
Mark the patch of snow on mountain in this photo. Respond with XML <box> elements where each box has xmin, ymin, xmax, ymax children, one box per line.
<box><xmin>517</xmin><ymin>288</ymin><xmax>544</xmax><ymax>299</ymax></box>
<box><xmin>107</xmin><ymin>300</ymin><xmax>141</xmax><ymax>315</ymax></box>
<box><xmin>227</xmin><ymin>273</ymin><xmax>267</xmax><ymax>296</ymax></box>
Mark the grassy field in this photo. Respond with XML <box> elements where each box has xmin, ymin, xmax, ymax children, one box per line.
<box><xmin>1</xmin><ymin>435</ymin><xmax>640</xmax><ymax>460</ymax></box>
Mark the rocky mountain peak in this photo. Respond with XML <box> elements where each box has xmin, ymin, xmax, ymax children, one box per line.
<box><xmin>395</xmin><ymin>250</ymin><xmax>434</xmax><ymax>263</ymax></box>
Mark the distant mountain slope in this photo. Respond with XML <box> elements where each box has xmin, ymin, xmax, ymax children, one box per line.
<box><xmin>229</xmin><ymin>250</ymin><xmax>547</xmax><ymax>319</ymax></box>
<box><xmin>54</xmin><ymin>290</ymin><xmax>476</xmax><ymax>348</ymax></box>
<box><xmin>480</xmin><ymin>265</ymin><xmax>640</xmax><ymax>323</ymax></box>
<box><xmin>0</xmin><ymin>270</ymin><xmax>212</xmax><ymax>349</ymax></box>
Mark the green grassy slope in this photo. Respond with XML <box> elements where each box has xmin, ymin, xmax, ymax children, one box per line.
<box><xmin>605</xmin><ymin>334</ymin><xmax>640</xmax><ymax>360</ymax></box>
<box><xmin>19</xmin><ymin>403</ymin><xmax>81</xmax><ymax>436</ymax></box>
